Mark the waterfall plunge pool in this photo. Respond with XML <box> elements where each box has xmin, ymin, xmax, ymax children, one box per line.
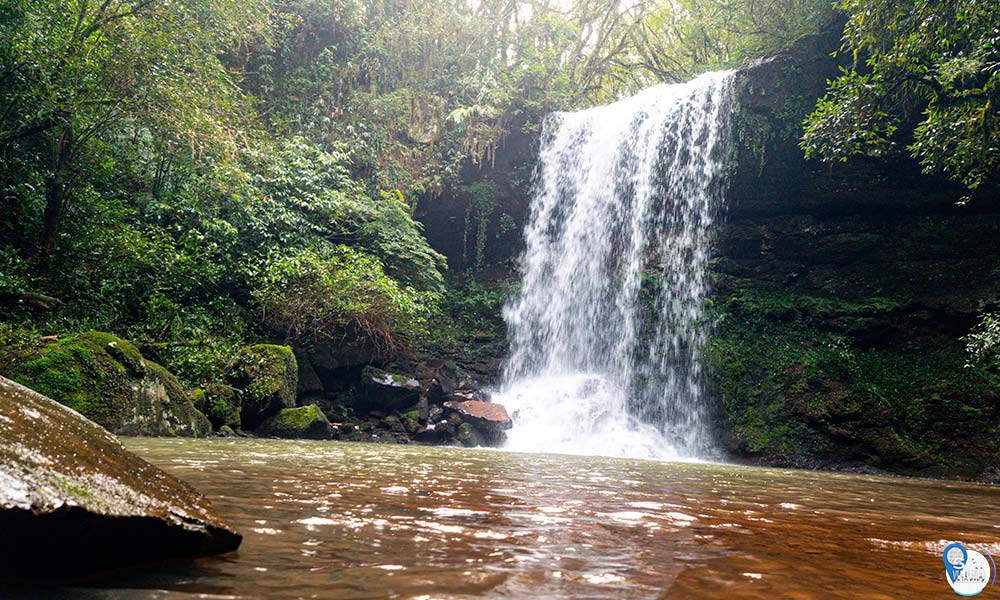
<box><xmin>17</xmin><ymin>438</ymin><xmax>998</xmax><ymax>599</ymax></box>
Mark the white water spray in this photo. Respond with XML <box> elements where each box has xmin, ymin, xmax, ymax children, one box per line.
<box><xmin>495</xmin><ymin>71</ymin><xmax>735</xmax><ymax>460</ymax></box>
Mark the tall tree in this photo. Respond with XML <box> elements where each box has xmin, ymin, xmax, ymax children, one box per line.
<box><xmin>0</xmin><ymin>0</ymin><xmax>268</xmax><ymax>257</ymax></box>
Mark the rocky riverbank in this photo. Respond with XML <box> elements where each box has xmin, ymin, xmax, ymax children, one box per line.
<box><xmin>5</xmin><ymin>331</ymin><xmax>513</xmax><ymax>448</ymax></box>
<box><xmin>2</xmin><ymin>25</ymin><xmax>996</xmax><ymax>482</ymax></box>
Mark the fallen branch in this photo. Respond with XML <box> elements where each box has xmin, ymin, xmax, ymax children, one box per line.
<box><xmin>0</xmin><ymin>291</ymin><xmax>62</xmax><ymax>311</ymax></box>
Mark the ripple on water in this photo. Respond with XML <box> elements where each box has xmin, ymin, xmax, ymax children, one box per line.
<box><xmin>51</xmin><ymin>438</ymin><xmax>999</xmax><ymax>600</ymax></box>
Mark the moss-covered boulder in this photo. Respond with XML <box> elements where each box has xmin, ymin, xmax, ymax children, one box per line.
<box><xmin>256</xmin><ymin>405</ymin><xmax>331</xmax><ymax>439</ymax></box>
<box><xmin>139</xmin><ymin>360</ymin><xmax>212</xmax><ymax>437</ymax></box>
<box><xmin>226</xmin><ymin>344</ymin><xmax>297</xmax><ymax>429</ymax></box>
<box><xmin>9</xmin><ymin>332</ymin><xmax>209</xmax><ymax>437</ymax></box>
<box><xmin>0</xmin><ymin>376</ymin><xmax>240</xmax><ymax>577</ymax></box>
<box><xmin>193</xmin><ymin>384</ymin><xmax>242</xmax><ymax>430</ymax></box>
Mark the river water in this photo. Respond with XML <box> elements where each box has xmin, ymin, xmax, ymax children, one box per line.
<box><xmin>43</xmin><ymin>438</ymin><xmax>999</xmax><ymax>598</ymax></box>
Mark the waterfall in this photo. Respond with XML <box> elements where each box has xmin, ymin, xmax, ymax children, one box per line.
<box><xmin>495</xmin><ymin>71</ymin><xmax>735</xmax><ymax>460</ymax></box>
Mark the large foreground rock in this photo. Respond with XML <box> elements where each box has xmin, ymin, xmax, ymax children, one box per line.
<box><xmin>0</xmin><ymin>376</ymin><xmax>241</xmax><ymax>578</ymax></box>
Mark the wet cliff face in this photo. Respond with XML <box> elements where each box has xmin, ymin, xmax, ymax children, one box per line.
<box><xmin>711</xmin><ymin>29</ymin><xmax>1000</xmax><ymax>479</ymax></box>
<box><xmin>414</xmin><ymin>113</ymin><xmax>538</xmax><ymax>272</ymax></box>
<box><xmin>417</xmin><ymin>26</ymin><xmax>1000</xmax><ymax>479</ymax></box>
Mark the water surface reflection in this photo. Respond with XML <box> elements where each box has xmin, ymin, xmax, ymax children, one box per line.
<box><xmin>59</xmin><ymin>439</ymin><xmax>1000</xmax><ymax>598</ymax></box>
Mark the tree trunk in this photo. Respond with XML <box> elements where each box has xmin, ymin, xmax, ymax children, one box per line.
<box><xmin>40</xmin><ymin>127</ymin><xmax>74</xmax><ymax>260</ymax></box>
<box><xmin>40</xmin><ymin>176</ymin><xmax>65</xmax><ymax>257</ymax></box>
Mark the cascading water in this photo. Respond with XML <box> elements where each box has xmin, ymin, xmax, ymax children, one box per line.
<box><xmin>495</xmin><ymin>71</ymin><xmax>735</xmax><ymax>460</ymax></box>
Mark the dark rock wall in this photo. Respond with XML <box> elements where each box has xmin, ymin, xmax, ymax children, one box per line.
<box><xmin>711</xmin><ymin>29</ymin><xmax>1000</xmax><ymax>478</ymax></box>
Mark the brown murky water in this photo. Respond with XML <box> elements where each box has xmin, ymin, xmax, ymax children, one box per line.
<box><xmin>39</xmin><ymin>439</ymin><xmax>1000</xmax><ymax>598</ymax></box>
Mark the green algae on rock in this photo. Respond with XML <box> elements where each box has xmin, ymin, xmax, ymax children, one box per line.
<box><xmin>0</xmin><ymin>375</ymin><xmax>241</xmax><ymax>578</ymax></box>
<box><xmin>193</xmin><ymin>383</ymin><xmax>242</xmax><ymax>431</ymax></box>
<box><xmin>705</xmin><ymin>278</ymin><xmax>1000</xmax><ymax>479</ymax></box>
<box><xmin>226</xmin><ymin>344</ymin><xmax>297</xmax><ymax>429</ymax></box>
<box><xmin>256</xmin><ymin>404</ymin><xmax>331</xmax><ymax>439</ymax></box>
<box><xmin>9</xmin><ymin>332</ymin><xmax>209</xmax><ymax>437</ymax></box>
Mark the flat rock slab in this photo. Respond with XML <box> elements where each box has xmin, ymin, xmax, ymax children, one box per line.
<box><xmin>0</xmin><ymin>376</ymin><xmax>241</xmax><ymax>579</ymax></box>
<box><xmin>444</xmin><ymin>400</ymin><xmax>513</xmax><ymax>430</ymax></box>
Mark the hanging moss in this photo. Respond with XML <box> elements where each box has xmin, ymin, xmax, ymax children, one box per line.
<box><xmin>460</xmin><ymin>181</ymin><xmax>497</xmax><ymax>271</ymax></box>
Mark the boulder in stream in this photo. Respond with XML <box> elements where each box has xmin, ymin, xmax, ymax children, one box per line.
<box><xmin>360</xmin><ymin>366</ymin><xmax>421</xmax><ymax>412</ymax></box>
<box><xmin>256</xmin><ymin>405</ymin><xmax>332</xmax><ymax>439</ymax></box>
<box><xmin>226</xmin><ymin>344</ymin><xmax>297</xmax><ymax>429</ymax></box>
<box><xmin>0</xmin><ymin>376</ymin><xmax>241</xmax><ymax>578</ymax></box>
<box><xmin>443</xmin><ymin>399</ymin><xmax>512</xmax><ymax>446</ymax></box>
<box><xmin>9</xmin><ymin>331</ymin><xmax>210</xmax><ymax>437</ymax></box>
<box><xmin>193</xmin><ymin>383</ymin><xmax>242</xmax><ymax>431</ymax></box>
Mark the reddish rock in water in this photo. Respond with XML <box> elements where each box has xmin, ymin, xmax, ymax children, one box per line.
<box><xmin>444</xmin><ymin>400</ymin><xmax>513</xmax><ymax>430</ymax></box>
<box><xmin>0</xmin><ymin>376</ymin><xmax>242</xmax><ymax>579</ymax></box>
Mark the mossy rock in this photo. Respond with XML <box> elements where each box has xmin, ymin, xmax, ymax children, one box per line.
<box><xmin>10</xmin><ymin>332</ymin><xmax>209</xmax><ymax>437</ymax></box>
<box><xmin>256</xmin><ymin>405</ymin><xmax>331</xmax><ymax>440</ymax></box>
<box><xmin>456</xmin><ymin>422</ymin><xmax>485</xmax><ymax>447</ymax></box>
<box><xmin>382</xmin><ymin>414</ymin><xmax>406</xmax><ymax>433</ymax></box>
<box><xmin>137</xmin><ymin>360</ymin><xmax>211</xmax><ymax>437</ymax></box>
<box><xmin>195</xmin><ymin>384</ymin><xmax>242</xmax><ymax>430</ymax></box>
<box><xmin>0</xmin><ymin>376</ymin><xmax>241</xmax><ymax>576</ymax></box>
<box><xmin>401</xmin><ymin>409</ymin><xmax>421</xmax><ymax>433</ymax></box>
<box><xmin>226</xmin><ymin>344</ymin><xmax>297</xmax><ymax>429</ymax></box>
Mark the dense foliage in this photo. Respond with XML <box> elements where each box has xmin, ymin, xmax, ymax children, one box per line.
<box><xmin>0</xmin><ymin>0</ymin><xmax>833</xmax><ymax>384</ymax></box>
<box><xmin>252</xmin><ymin>0</ymin><xmax>836</xmax><ymax>198</ymax></box>
<box><xmin>254</xmin><ymin>245</ymin><xmax>436</xmax><ymax>355</ymax></box>
<box><xmin>802</xmin><ymin>0</ymin><xmax>1000</xmax><ymax>193</ymax></box>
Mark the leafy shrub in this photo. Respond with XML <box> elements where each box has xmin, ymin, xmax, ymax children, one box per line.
<box><xmin>966</xmin><ymin>313</ymin><xmax>1000</xmax><ymax>365</ymax></box>
<box><xmin>240</xmin><ymin>138</ymin><xmax>446</xmax><ymax>290</ymax></box>
<box><xmin>253</xmin><ymin>245</ymin><xmax>438</xmax><ymax>356</ymax></box>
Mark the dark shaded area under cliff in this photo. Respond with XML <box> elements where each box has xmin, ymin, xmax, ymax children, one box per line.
<box><xmin>713</xmin><ymin>28</ymin><xmax>1000</xmax><ymax>479</ymax></box>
